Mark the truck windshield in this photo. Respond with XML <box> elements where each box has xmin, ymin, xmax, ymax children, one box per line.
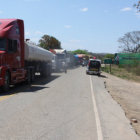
<box><xmin>0</xmin><ymin>38</ymin><xmax>6</xmax><ymax>51</ymax></box>
<box><xmin>56</xmin><ymin>54</ymin><xmax>65</xmax><ymax>59</ymax></box>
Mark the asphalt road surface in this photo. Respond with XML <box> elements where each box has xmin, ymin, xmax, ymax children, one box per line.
<box><xmin>0</xmin><ymin>67</ymin><xmax>139</xmax><ymax>140</ymax></box>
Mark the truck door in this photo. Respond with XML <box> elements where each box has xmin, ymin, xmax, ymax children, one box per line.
<box><xmin>7</xmin><ymin>39</ymin><xmax>20</xmax><ymax>69</ymax></box>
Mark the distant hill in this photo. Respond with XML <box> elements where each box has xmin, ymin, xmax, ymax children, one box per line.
<box><xmin>89</xmin><ymin>52</ymin><xmax>109</xmax><ymax>60</ymax></box>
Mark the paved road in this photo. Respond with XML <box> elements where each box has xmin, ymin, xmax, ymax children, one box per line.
<box><xmin>0</xmin><ymin>67</ymin><xmax>139</xmax><ymax>140</ymax></box>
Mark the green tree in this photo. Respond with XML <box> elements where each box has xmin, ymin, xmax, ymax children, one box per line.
<box><xmin>71</xmin><ymin>49</ymin><xmax>88</xmax><ymax>55</ymax></box>
<box><xmin>104</xmin><ymin>54</ymin><xmax>115</xmax><ymax>59</ymax></box>
<box><xmin>39</xmin><ymin>35</ymin><xmax>61</xmax><ymax>50</ymax></box>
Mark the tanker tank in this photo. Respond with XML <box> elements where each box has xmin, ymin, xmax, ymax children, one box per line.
<box><xmin>24</xmin><ymin>42</ymin><xmax>53</xmax><ymax>62</ymax></box>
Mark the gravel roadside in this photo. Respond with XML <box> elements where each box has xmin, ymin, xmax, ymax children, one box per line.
<box><xmin>103</xmin><ymin>72</ymin><xmax>140</xmax><ymax>136</ymax></box>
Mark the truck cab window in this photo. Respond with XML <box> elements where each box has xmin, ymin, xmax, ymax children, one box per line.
<box><xmin>56</xmin><ymin>54</ymin><xmax>65</xmax><ymax>59</ymax></box>
<box><xmin>13</xmin><ymin>40</ymin><xmax>17</xmax><ymax>52</ymax></box>
<box><xmin>8</xmin><ymin>39</ymin><xmax>17</xmax><ymax>53</ymax></box>
<box><xmin>0</xmin><ymin>38</ymin><xmax>6</xmax><ymax>51</ymax></box>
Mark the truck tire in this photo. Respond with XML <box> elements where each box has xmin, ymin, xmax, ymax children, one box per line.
<box><xmin>31</xmin><ymin>69</ymin><xmax>35</xmax><ymax>82</ymax></box>
<box><xmin>47</xmin><ymin>65</ymin><xmax>52</xmax><ymax>76</ymax></box>
<box><xmin>42</xmin><ymin>69</ymin><xmax>47</xmax><ymax>78</ymax></box>
<box><xmin>26</xmin><ymin>69</ymin><xmax>31</xmax><ymax>84</ymax></box>
<box><xmin>40</xmin><ymin>63</ymin><xmax>47</xmax><ymax>78</ymax></box>
<box><xmin>2</xmin><ymin>72</ymin><xmax>10</xmax><ymax>92</ymax></box>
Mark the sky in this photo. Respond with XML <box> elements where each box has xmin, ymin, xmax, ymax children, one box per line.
<box><xmin>0</xmin><ymin>0</ymin><xmax>140</xmax><ymax>53</ymax></box>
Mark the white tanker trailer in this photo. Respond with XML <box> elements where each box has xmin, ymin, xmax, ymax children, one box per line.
<box><xmin>25</xmin><ymin>41</ymin><xmax>53</xmax><ymax>63</ymax></box>
<box><xmin>24</xmin><ymin>41</ymin><xmax>53</xmax><ymax>82</ymax></box>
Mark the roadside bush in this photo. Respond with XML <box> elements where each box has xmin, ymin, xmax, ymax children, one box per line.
<box><xmin>102</xmin><ymin>64</ymin><xmax>140</xmax><ymax>82</ymax></box>
<box><xmin>101</xmin><ymin>65</ymin><xmax>110</xmax><ymax>73</ymax></box>
<box><xmin>134</xmin><ymin>65</ymin><xmax>140</xmax><ymax>76</ymax></box>
<box><xmin>119</xmin><ymin>63</ymin><xmax>140</xmax><ymax>76</ymax></box>
<box><xmin>102</xmin><ymin>63</ymin><xmax>140</xmax><ymax>76</ymax></box>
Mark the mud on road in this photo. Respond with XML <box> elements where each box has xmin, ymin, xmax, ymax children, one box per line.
<box><xmin>103</xmin><ymin>72</ymin><xmax>140</xmax><ymax>136</ymax></box>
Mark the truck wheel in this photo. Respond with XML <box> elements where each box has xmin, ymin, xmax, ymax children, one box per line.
<box><xmin>42</xmin><ymin>70</ymin><xmax>47</xmax><ymax>77</ymax></box>
<box><xmin>31</xmin><ymin>69</ymin><xmax>35</xmax><ymax>82</ymax></box>
<box><xmin>48</xmin><ymin>71</ymin><xmax>51</xmax><ymax>76</ymax></box>
<box><xmin>48</xmin><ymin>66</ymin><xmax>52</xmax><ymax>76</ymax></box>
<box><xmin>26</xmin><ymin>70</ymin><xmax>31</xmax><ymax>84</ymax></box>
<box><xmin>3</xmin><ymin>72</ymin><xmax>10</xmax><ymax>92</ymax></box>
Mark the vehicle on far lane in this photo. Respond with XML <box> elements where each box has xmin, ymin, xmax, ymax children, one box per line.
<box><xmin>82</xmin><ymin>59</ymin><xmax>88</xmax><ymax>67</ymax></box>
<box><xmin>86</xmin><ymin>59</ymin><xmax>101</xmax><ymax>76</ymax></box>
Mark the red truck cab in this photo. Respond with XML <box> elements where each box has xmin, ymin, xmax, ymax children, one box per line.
<box><xmin>0</xmin><ymin>19</ymin><xmax>26</xmax><ymax>91</ymax></box>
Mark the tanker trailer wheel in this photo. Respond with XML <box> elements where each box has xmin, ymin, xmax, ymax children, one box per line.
<box><xmin>31</xmin><ymin>68</ymin><xmax>35</xmax><ymax>82</ymax></box>
<box><xmin>41</xmin><ymin>64</ymin><xmax>47</xmax><ymax>77</ymax></box>
<box><xmin>3</xmin><ymin>72</ymin><xmax>10</xmax><ymax>92</ymax></box>
<box><xmin>47</xmin><ymin>65</ymin><xmax>52</xmax><ymax>76</ymax></box>
<box><xmin>26</xmin><ymin>69</ymin><xmax>31</xmax><ymax>84</ymax></box>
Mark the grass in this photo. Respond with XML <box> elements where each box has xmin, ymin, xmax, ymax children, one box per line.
<box><xmin>102</xmin><ymin>64</ymin><xmax>140</xmax><ymax>83</ymax></box>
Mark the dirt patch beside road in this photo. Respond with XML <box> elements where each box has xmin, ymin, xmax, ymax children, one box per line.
<box><xmin>103</xmin><ymin>72</ymin><xmax>140</xmax><ymax>136</ymax></box>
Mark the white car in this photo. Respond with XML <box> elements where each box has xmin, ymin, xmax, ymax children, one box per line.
<box><xmin>86</xmin><ymin>59</ymin><xmax>101</xmax><ymax>76</ymax></box>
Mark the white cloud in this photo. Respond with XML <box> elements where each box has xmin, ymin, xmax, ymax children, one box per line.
<box><xmin>120</xmin><ymin>7</ymin><xmax>140</xmax><ymax>18</ymax></box>
<box><xmin>64</xmin><ymin>25</ymin><xmax>72</xmax><ymax>29</ymax></box>
<box><xmin>121</xmin><ymin>7</ymin><xmax>132</xmax><ymax>12</ymax></box>
<box><xmin>81</xmin><ymin>8</ymin><xmax>88</xmax><ymax>12</ymax></box>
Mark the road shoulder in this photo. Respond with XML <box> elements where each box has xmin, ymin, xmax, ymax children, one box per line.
<box><xmin>91</xmin><ymin>74</ymin><xmax>140</xmax><ymax>140</ymax></box>
<box><xmin>103</xmin><ymin>72</ymin><xmax>140</xmax><ymax>137</ymax></box>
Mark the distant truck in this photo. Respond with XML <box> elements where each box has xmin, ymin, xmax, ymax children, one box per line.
<box><xmin>50</xmin><ymin>49</ymin><xmax>67</xmax><ymax>73</ymax></box>
<box><xmin>0</xmin><ymin>19</ymin><xmax>53</xmax><ymax>91</ymax></box>
<box><xmin>51</xmin><ymin>54</ymin><xmax>57</xmax><ymax>72</ymax></box>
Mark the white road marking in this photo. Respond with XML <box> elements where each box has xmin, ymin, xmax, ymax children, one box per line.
<box><xmin>90</xmin><ymin>76</ymin><xmax>103</xmax><ymax>140</ymax></box>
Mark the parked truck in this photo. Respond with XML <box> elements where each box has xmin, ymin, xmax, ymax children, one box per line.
<box><xmin>0</xmin><ymin>19</ymin><xmax>53</xmax><ymax>91</ymax></box>
<box><xmin>50</xmin><ymin>49</ymin><xmax>67</xmax><ymax>73</ymax></box>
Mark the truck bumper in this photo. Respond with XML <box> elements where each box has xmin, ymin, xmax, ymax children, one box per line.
<box><xmin>88</xmin><ymin>71</ymin><xmax>99</xmax><ymax>74</ymax></box>
<box><xmin>86</xmin><ymin>70</ymin><xmax>101</xmax><ymax>75</ymax></box>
